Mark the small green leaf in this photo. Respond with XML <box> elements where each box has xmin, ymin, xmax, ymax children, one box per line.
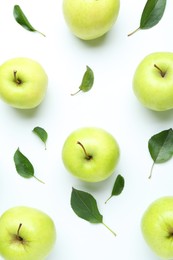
<box><xmin>71</xmin><ymin>187</ymin><xmax>116</xmax><ymax>235</ymax></box>
<box><xmin>71</xmin><ymin>66</ymin><xmax>94</xmax><ymax>96</ymax></box>
<box><xmin>148</xmin><ymin>128</ymin><xmax>173</xmax><ymax>178</ymax></box>
<box><xmin>32</xmin><ymin>126</ymin><xmax>48</xmax><ymax>149</ymax></box>
<box><xmin>105</xmin><ymin>174</ymin><xmax>125</xmax><ymax>203</ymax></box>
<box><xmin>13</xmin><ymin>148</ymin><xmax>45</xmax><ymax>183</ymax></box>
<box><xmin>128</xmin><ymin>0</ymin><xmax>167</xmax><ymax>36</ymax></box>
<box><xmin>13</xmin><ymin>5</ymin><xmax>45</xmax><ymax>37</ymax></box>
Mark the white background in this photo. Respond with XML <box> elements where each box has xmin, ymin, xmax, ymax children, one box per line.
<box><xmin>0</xmin><ymin>0</ymin><xmax>172</xmax><ymax>259</ymax></box>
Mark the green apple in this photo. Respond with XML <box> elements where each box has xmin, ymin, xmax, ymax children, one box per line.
<box><xmin>62</xmin><ymin>127</ymin><xmax>120</xmax><ymax>182</ymax></box>
<box><xmin>62</xmin><ymin>0</ymin><xmax>120</xmax><ymax>40</ymax></box>
<box><xmin>0</xmin><ymin>57</ymin><xmax>48</xmax><ymax>109</ymax></box>
<box><xmin>133</xmin><ymin>52</ymin><xmax>173</xmax><ymax>111</ymax></box>
<box><xmin>141</xmin><ymin>196</ymin><xmax>173</xmax><ymax>259</ymax></box>
<box><xmin>0</xmin><ymin>206</ymin><xmax>56</xmax><ymax>260</ymax></box>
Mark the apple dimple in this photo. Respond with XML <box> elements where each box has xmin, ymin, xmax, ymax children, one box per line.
<box><xmin>12</xmin><ymin>234</ymin><xmax>25</xmax><ymax>244</ymax></box>
<box><xmin>167</xmin><ymin>227</ymin><xmax>173</xmax><ymax>239</ymax></box>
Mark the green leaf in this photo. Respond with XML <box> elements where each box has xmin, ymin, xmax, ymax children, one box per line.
<box><xmin>71</xmin><ymin>66</ymin><xmax>94</xmax><ymax>96</ymax></box>
<box><xmin>13</xmin><ymin>148</ymin><xmax>45</xmax><ymax>183</ymax></box>
<box><xmin>105</xmin><ymin>174</ymin><xmax>125</xmax><ymax>203</ymax></box>
<box><xmin>148</xmin><ymin>128</ymin><xmax>173</xmax><ymax>178</ymax></box>
<box><xmin>71</xmin><ymin>187</ymin><xmax>116</xmax><ymax>235</ymax></box>
<box><xmin>13</xmin><ymin>5</ymin><xmax>45</xmax><ymax>37</ymax></box>
<box><xmin>71</xmin><ymin>187</ymin><xmax>103</xmax><ymax>223</ymax></box>
<box><xmin>128</xmin><ymin>0</ymin><xmax>167</xmax><ymax>36</ymax></box>
<box><xmin>140</xmin><ymin>0</ymin><xmax>167</xmax><ymax>29</ymax></box>
<box><xmin>32</xmin><ymin>126</ymin><xmax>48</xmax><ymax>149</ymax></box>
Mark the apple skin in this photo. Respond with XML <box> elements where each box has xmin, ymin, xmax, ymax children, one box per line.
<box><xmin>0</xmin><ymin>206</ymin><xmax>56</xmax><ymax>260</ymax></box>
<box><xmin>133</xmin><ymin>52</ymin><xmax>173</xmax><ymax>111</ymax></box>
<box><xmin>62</xmin><ymin>0</ymin><xmax>120</xmax><ymax>40</ymax></box>
<box><xmin>0</xmin><ymin>57</ymin><xmax>48</xmax><ymax>109</ymax></box>
<box><xmin>141</xmin><ymin>196</ymin><xmax>173</xmax><ymax>259</ymax></box>
<box><xmin>62</xmin><ymin>127</ymin><xmax>120</xmax><ymax>182</ymax></box>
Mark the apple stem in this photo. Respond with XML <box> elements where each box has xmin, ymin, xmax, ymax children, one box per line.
<box><xmin>34</xmin><ymin>175</ymin><xmax>45</xmax><ymax>184</ymax></box>
<box><xmin>148</xmin><ymin>162</ymin><xmax>155</xmax><ymax>179</ymax></box>
<box><xmin>127</xmin><ymin>27</ymin><xmax>140</xmax><ymax>37</ymax></box>
<box><xmin>16</xmin><ymin>223</ymin><xmax>23</xmax><ymax>241</ymax></box>
<box><xmin>102</xmin><ymin>222</ymin><xmax>116</xmax><ymax>236</ymax></box>
<box><xmin>71</xmin><ymin>89</ymin><xmax>81</xmax><ymax>96</ymax></box>
<box><xmin>13</xmin><ymin>70</ymin><xmax>22</xmax><ymax>85</ymax></box>
<box><xmin>77</xmin><ymin>141</ymin><xmax>92</xmax><ymax>160</ymax></box>
<box><xmin>154</xmin><ymin>64</ymin><xmax>166</xmax><ymax>77</ymax></box>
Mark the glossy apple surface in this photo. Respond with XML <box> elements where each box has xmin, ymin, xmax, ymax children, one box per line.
<box><xmin>63</xmin><ymin>0</ymin><xmax>120</xmax><ymax>40</ymax></box>
<box><xmin>62</xmin><ymin>127</ymin><xmax>120</xmax><ymax>182</ymax></box>
<box><xmin>0</xmin><ymin>206</ymin><xmax>56</xmax><ymax>260</ymax></box>
<box><xmin>0</xmin><ymin>57</ymin><xmax>48</xmax><ymax>109</ymax></box>
<box><xmin>141</xmin><ymin>196</ymin><xmax>173</xmax><ymax>259</ymax></box>
<box><xmin>133</xmin><ymin>52</ymin><xmax>173</xmax><ymax>111</ymax></box>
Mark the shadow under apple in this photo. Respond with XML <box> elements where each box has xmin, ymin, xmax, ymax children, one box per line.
<box><xmin>73</xmin><ymin>27</ymin><xmax>119</xmax><ymax>48</ymax></box>
<box><xmin>8</xmin><ymin>104</ymin><xmax>43</xmax><ymax>119</ymax></box>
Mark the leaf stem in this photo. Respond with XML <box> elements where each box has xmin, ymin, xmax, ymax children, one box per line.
<box><xmin>37</xmin><ymin>30</ymin><xmax>46</xmax><ymax>37</ymax></box>
<box><xmin>71</xmin><ymin>89</ymin><xmax>81</xmax><ymax>96</ymax></box>
<box><xmin>33</xmin><ymin>175</ymin><xmax>45</xmax><ymax>184</ymax></box>
<box><xmin>102</xmin><ymin>222</ymin><xmax>116</xmax><ymax>236</ymax></box>
<box><xmin>148</xmin><ymin>162</ymin><xmax>155</xmax><ymax>179</ymax></box>
<box><xmin>105</xmin><ymin>196</ymin><xmax>112</xmax><ymax>204</ymax></box>
<box><xmin>128</xmin><ymin>27</ymin><xmax>140</xmax><ymax>37</ymax></box>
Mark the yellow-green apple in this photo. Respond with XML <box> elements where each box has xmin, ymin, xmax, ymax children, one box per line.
<box><xmin>0</xmin><ymin>57</ymin><xmax>48</xmax><ymax>109</ymax></box>
<box><xmin>133</xmin><ymin>52</ymin><xmax>173</xmax><ymax>111</ymax></box>
<box><xmin>62</xmin><ymin>127</ymin><xmax>120</xmax><ymax>182</ymax></box>
<box><xmin>141</xmin><ymin>196</ymin><xmax>173</xmax><ymax>259</ymax></box>
<box><xmin>0</xmin><ymin>206</ymin><xmax>56</xmax><ymax>260</ymax></box>
<box><xmin>62</xmin><ymin>0</ymin><xmax>120</xmax><ymax>40</ymax></box>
